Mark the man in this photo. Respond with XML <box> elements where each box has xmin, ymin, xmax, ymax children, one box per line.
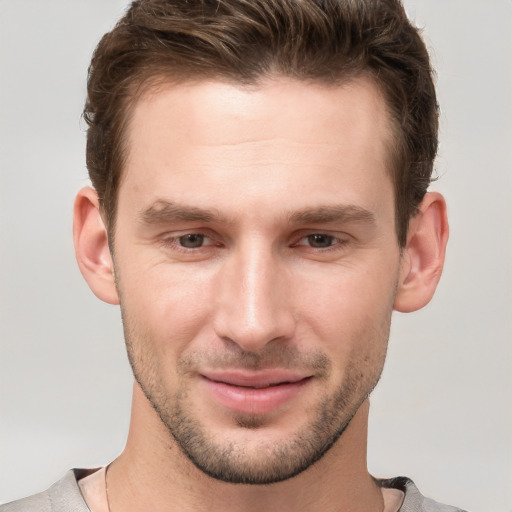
<box><xmin>1</xmin><ymin>0</ymin><xmax>462</xmax><ymax>511</ymax></box>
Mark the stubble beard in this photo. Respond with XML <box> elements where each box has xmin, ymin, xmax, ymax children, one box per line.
<box><xmin>157</xmin><ymin>365</ymin><xmax>370</xmax><ymax>484</ymax></box>
<box><xmin>122</xmin><ymin>314</ymin><xmax>389</xmax><ymax>485</ymax></box>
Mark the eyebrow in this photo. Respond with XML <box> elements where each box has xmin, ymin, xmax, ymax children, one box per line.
<box><xmin>139</xmin><ymin>201</ymin><xmax>225</xmax><ymax>224</ymax></box>
<box><xmin>139</xmin><ymin>200</ymin><xmax>376</xmax><ymax>227</ymax></box>
<box><xmin>288</xmin><ymin>205</ymin><xmax>376</xmax><ymax>226</ymax></box>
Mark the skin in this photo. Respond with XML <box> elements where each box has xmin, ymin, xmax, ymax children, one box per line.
<box><xmin>74</xmin><ymin>76</ymin><xmax>448</xmax><ymax>512</ymax></box>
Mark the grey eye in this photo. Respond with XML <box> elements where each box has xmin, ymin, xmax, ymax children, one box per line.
<box><xmin>307</xmin><ymin>234</ymin><xmax>335</xmax><ymax>248</ymax></box>
<box><xmin>178</xmin><ymin>234</ymin><xmax>205</xmax><ymax>248</ymax></box>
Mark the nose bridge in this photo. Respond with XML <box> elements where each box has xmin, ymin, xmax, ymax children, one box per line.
<box><xmin>213</xmin><ymin>238</ymin><xmax>294</xmax><ymax>351</ymax></box>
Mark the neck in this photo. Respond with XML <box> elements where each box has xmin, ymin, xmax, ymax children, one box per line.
<box><xmin>107</xmin><ymin>383</ymin><xmax>382</xmax><ymax>512</ymax></box>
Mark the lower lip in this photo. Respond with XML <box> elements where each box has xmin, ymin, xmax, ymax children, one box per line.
<box><xmin>202</xmin><ymin>377</ymin><xmax>310</xmax><ymax>415</ymax></box>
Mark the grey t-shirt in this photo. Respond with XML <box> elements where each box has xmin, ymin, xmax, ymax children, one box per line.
<box><xmin>0</xmin><ymin>469</ymin><xmax>467</xmax><ymax>512</ymax></box>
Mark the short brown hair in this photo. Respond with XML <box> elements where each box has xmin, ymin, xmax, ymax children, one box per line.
<box><xmin>84</xmin><ymin>0</ymin><xmax>438</xmax><ymax>247</ymax></box>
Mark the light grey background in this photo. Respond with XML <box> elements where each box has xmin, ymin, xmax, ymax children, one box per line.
<box><xmin>1</xmin><ymin>1</ymin><xmax>511</xmax><ymax>510</ymax></box>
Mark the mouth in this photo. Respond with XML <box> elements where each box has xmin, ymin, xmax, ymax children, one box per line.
<box><xmin>200</xmin><ymin>370</ymin><xmax>312</xmax><ymax>415</ymax></box>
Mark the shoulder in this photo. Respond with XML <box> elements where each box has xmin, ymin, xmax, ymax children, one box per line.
<box><xmin>0</xmin><ymin>469</ymin><xmax>93</xmax><ymax>512</ymax></box>
<box><xmin>378</xmin><ymin>476</ymin><xmax>468</xmax><ymax>512</ymax></box>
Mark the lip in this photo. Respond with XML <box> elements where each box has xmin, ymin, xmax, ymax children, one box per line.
<box><xmin>200</xmin><ymin>370</ymin><xmax>312</xmax><ymax>415</ymax></box>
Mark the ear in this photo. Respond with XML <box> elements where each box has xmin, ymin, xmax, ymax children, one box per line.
<box><xmin>73</xmin><ymin>187</ymin><xmax>119</xmax><ymax>305</ymax></box>
<box><xmin>394</xmin><ymin>192</ymin><xmax>449</xmax><ymax>313</ymax></box>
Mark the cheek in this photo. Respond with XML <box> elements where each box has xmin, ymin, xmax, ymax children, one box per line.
<box><xmin>294</xmin><ymin>262</ymin><xmax>398</xmax><ymax>361</ymax></box>
<box><xmin>116</xmin><ymin>261</ymin><xmax>216</xmax><ymax>357</ymax></box>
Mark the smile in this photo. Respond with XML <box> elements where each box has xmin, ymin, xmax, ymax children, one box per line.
<box><xmin>200</xmin><ymin>370</ymin><xmax>312</xmax><ymax>415</ymax></box>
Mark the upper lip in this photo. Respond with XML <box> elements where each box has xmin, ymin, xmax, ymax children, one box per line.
<box><xmin>200</xmin><ymin>369</ymin><xmax>312</xmax><ymax>388</ymax></box>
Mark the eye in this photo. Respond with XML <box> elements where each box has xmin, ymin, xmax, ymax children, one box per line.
<box><xmin>291</xmin><ymin>232</ymin><xmax>351</xmax><ymax>256</ymax></box>
<box><xmin>178</xmin><ymin>233</ymin><xmax>207</xmax><ymax>248</ymax></box>
<box><xmin>303</xmin><ymin>234</ymin><xmax>336</xmax><ymax>248</ymax></box>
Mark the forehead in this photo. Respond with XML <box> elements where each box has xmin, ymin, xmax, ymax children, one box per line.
<box><xmin>120</xmin><ymin>76</ymin><xmax>394</xmax><ymax>217</ymax></box>
<box><xmin>126</xmin><ymin>75</ymin><xmax>391</xmax><ymax>158</ymax></box>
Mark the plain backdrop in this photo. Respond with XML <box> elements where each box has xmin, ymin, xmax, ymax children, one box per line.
<box><xmin>0</xmin><ymin>1</ymin><xmax>511</xmax><ymax>510</ymax></box>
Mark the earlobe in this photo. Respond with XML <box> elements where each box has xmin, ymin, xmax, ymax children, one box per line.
<box><xmin>73</xmin><ymin>187</ymin><xmax>120</xmax><ymax>305</ymax></box>
<box><xmin>394</xmin><ymin>192</ymin><xmax>449</xmax><ymax>313</ymax></box>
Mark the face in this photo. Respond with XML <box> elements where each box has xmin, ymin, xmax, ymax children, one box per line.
<box><xmin>113</xmin><ymin>77</ymin><xmax>402</xmax><ymax>484</ymax></box>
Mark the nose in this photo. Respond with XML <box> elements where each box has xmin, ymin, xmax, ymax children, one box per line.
<box><xmin>212</xmin><ymin>243</ymin><xmax>296</xmax><ymax>352</ymax></box>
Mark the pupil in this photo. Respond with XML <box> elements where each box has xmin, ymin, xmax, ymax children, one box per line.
<box><xmin>179</xmin><ymin>234</ymin><xmax>204</xmax><ymax>248</ymax></box>
<box><xmin>308</xmin><ymin>234</ymin><xmax>333</xmax><ymax>248</ymax></box>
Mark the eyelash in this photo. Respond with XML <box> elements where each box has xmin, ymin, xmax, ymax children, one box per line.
<box><xmin>159</xmin><ymin>231</ymin><xmax>350</xmax><ymax>254</ymax></box>
<box><xmin>292</xmin><ymin>233</ymin><xmax>349</xmax><ymax>251</ymax></box>
<box><xmin>160</xmin><ymin>232</ymin><xmax>219</xmax><ymax>252</ymax></box>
